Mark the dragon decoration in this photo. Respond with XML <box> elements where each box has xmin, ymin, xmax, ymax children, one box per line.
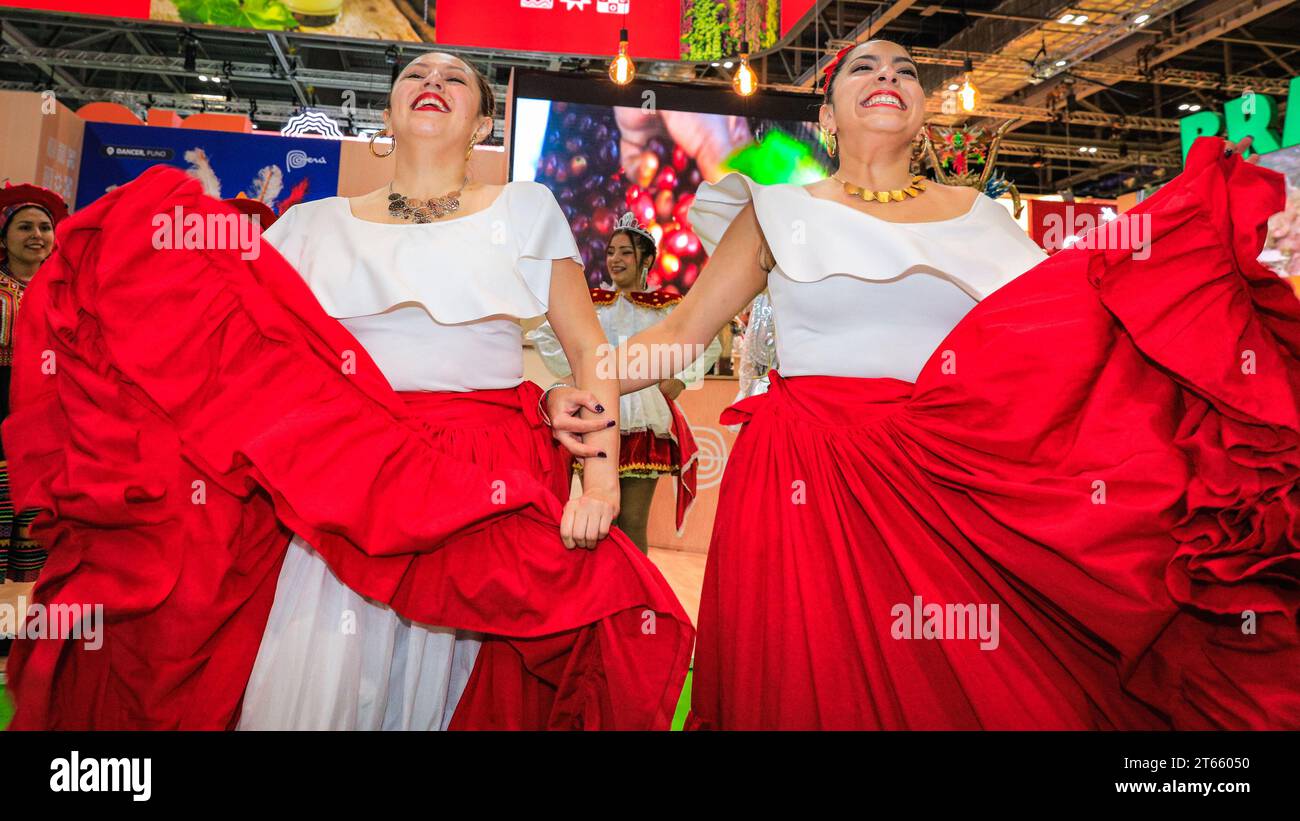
<box><xmin>921</xmin><ymin>121</ymin><xmax>1024</xmax><ymax>219</ymax></box>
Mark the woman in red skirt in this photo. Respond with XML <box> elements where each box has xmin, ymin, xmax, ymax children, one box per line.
<box><xmin>570</xmin><ymin>39</ymin><xmax>1300</xmax><ymax>729</ymax></box>
<box><xmin>1</xmin><ymin>53</ymin><xmax>693</xmax><ymax>730</ymax></box>
<box><xmin>530</xmin><ymin>213</ymin><xmax>721</xmax><ymax>551</ymax></box>
<box><xmin>0</xmin><ymin>183</ymin><xmax>68</xmax><ymax>587</ymax></box>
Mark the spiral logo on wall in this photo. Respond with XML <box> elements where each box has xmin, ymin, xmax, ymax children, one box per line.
<box><xmin>690</xmin><ymin>426</ymin><xmax>730</xmax><ymax>490</ymax></box>
<box><xmin>284</xmin><ymin>149</ymin><xmax>327</xmax><ymax>173</ymax></box>
<box><xmin>281</xmin><ymin>110</ymin><xmax>344</xmax><ymax>140</ymax></box>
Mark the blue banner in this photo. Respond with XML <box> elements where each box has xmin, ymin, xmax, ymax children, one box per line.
<box><xmin>76</xmin><ymin>122</ymin><xmax>340</xmax><ymax>213</ymax></box>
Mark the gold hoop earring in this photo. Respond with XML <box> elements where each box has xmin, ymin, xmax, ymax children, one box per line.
<box><xmin>915</xmin><ymin>128</ymin><xmax>934</xmax><ymax>174</ymax></box>
<box><xmin>822</xmin><ymin>128</ymin><xmax>838</xmax><ymax>158</ymax></box>
<box><xmin>369</xmin><ymin>130</ymin><xmax>395</xmax><ymax>158</ymax></box>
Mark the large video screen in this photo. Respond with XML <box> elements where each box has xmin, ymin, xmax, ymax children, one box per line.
<box><xmin>511</xmin><ymin>71</ymin><xmax>830</xmax><ymax>294</ymax></box>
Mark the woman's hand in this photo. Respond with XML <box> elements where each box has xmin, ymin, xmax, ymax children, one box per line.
<box><xmin>546</xmin><ymin>385</ymin><xmax>615</xmax><ymax>458</ymax></box>
<box><xmin>560</xmin><ymin>485</ymin><xmax>620</xmax><ymax>550</ymax></box>
<box><xmin>1224</xmin><ymin>135</ymin><xmax>1261</xmax><ymax>164</ymax></box>
<box><xmin>659</xmin><ymin>379</ymin><xmax>686</xmax><ymax>401</ymax></box>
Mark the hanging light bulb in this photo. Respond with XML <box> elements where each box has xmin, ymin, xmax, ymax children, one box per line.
<box><xmin>958</xmin><ymin>56</ymin><xmax>979</xmax><ymax>112</ymax></box>
<box><xmin>609</xmin><ymin>28</ymin><xmax>635</xmax><ymax>86</ymax></box>
<box><xmin>733</xmin><ymin>41</ymin><xmax>758</xmax><ymax>97</ymax></box>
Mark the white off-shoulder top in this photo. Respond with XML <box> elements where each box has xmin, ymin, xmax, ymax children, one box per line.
<box><xmin>264</xmin><ymin>181</ymin><xmax>582</xmax><ymax>392</ymax></box>
<box><xmin>690</xmin><ymin>174</ymin><xmax>1048</xmax><ymax>382</ymax></box>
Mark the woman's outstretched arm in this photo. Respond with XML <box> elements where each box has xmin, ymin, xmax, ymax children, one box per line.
<box><xmin>613</xmin><ymin>202</ymin><xmax>769</xmax><ymax>394</ymax></box>
<box><xmin>544</xmin><ymin>257</ymin><xmax>622</xmax><ymax>549</ymax></box>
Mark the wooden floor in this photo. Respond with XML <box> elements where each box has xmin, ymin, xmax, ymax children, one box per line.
<box><xmin>0</xmin><ymin>549</ymin><xmax>706</xmax><ymax>681</ymax></box>
<box><xmin>647</xmin><ymin>546</ymin><xmax>706</xmax><ymax>627</ymax></box>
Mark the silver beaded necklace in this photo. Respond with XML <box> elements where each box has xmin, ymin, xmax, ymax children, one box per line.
<box><xmin>386</xmin><ymin>178</ymin><xmax>468</xmax><ymax>223</ymax></box>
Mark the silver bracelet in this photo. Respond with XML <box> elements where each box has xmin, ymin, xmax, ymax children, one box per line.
<box><xmin>537</xmin><ymin>381</ymin><xmax>572</xmax><ymax>427</ymax></box>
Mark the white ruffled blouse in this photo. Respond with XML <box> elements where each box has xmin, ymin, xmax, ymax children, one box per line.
<box><xmin>264</xmin><ymin>182</ymin><xmax>582</xmax><ymax>392</ymax></box>
<box><xmin>528</xmin><ymin>293</ymin><xmax>722</xmax><ymax>438</ymax></box>
<box><xmin>689</xmin><ymin>174</ymin><xmax>1048</xmax><ymax>383</ymax></box>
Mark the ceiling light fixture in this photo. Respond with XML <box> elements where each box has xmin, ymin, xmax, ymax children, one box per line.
<box><xmin>609</xmin><ymin>28</ymin><xmax>635</xmax><ymax>86</ymax></box>
<box><xmin>733</xmin><ymin>41</ymin><xmax>758</xmax><ymax>96</ymax></box>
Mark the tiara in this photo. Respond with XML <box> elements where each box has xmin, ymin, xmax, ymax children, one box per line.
<box><xmin>614</xmin><ymin>212</ymin><xmax>657</xmax><ymax>248</ymax></box>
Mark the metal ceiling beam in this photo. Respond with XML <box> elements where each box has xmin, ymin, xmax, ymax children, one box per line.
<box><xmin>1152</xmin><ymin>0</ymin><xmax>1296</xmax><ymax>63</ymax></box>
<box><xmin>768</xmin><ymin>41</ymin><xmax>1295</xmax><ymax>93</ymax></box>
<box><xmin>0</xmin><ymin>20</ymin><xmax>84</xmax><ymax>94</ymax></box>
<box><xmin>997</xmin><ymin>0</ymin><xmax>1297</xmax><ymax>125</ymax></box>
<box><xmin>0</xmin><ymin>80</ymin><xmax>386</xmax><ymax>129</ymax></box>
<box><xmin>0</xmin><ymin>80</ymin><xmax>508</xmax><ymax>141</ymax></box>
<box><xmin>793</xmin><ymin>0</ymin><xmax>920</xmax><ymax>88</ymax></box>
<box><xmin>1236</xmin><ymin>28</ymin><xmax>1296</xmax><ymax>73</ymax></box>
<box><xmin>999</xmin><ymin>139</ymin><xmax>1180</xmax><ymax>165</ymax></box>
<box><xmin>266</xmin><ymin>33</ymin><xmax>308</xmax><ymax>106</ymax></box>
<box><xmin>124</xmin><ymin>31</ymin><xmax>184</xmax><ymax>96</ymax></box>
<box><xmin>902</xmin><ymin>45</ymin><xmax>1294</xmax><ymax>94</ymax></box>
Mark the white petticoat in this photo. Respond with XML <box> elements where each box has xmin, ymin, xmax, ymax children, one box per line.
<box><xmin>236</xmin><ymin>536</ymin><xmax>482</xmax><ymax>730</ymax></box>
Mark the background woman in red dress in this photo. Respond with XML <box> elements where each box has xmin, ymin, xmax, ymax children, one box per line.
<box><xmin>0</xmin><ymin>183</ymin><xmax>67</xmax><ymax>590</ymax></box>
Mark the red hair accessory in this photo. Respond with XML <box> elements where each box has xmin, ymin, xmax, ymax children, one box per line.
<box><xmin>821</xmin><ymin>44</ymin><xmax>857</xmax><ymax>94</ymax></box>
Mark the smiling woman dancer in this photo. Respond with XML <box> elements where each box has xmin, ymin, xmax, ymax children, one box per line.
<box><xmin>566</xmin><ymin>39</ymin><xmax>1300</xmax><ymax>729</ymax></box>
<box><xmin>0</xmin><ymin>183</ymin><xmax>67</xmax><ymax>588</ymax></box>
<box><xmin>1</xmin><ymin>52</ymin><xmax>692</xmax><ymax>730</ymax></box>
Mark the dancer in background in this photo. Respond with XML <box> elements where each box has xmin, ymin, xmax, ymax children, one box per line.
<box><xmin>0</xmin><ymin>183</ymin><xmax>67</xmax><ymax>588</ymax></box>
<box><xmin>530</xmin><ymin>214</ymin><xmax>721</xmax><ymax>551</ymax></box>
<box><xmin>1</xmin><ymin>52</ymin><xmax>692</xmax><ymax>730</ymax></box>
<box><xmin>567</xmin><ymin>38</ymin><xmax>1300</xmax><ymax>729</ymax></box>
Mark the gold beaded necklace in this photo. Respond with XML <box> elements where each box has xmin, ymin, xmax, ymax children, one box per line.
<box><xmin>832</xmin><ymin>174</ymin><xmax>927</xmax><ymax>204</ymax></box>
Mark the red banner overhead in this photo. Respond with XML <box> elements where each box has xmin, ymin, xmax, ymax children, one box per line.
<box><xmin>0</xmin><ymin>0</ymin><xmax>149</xmax><ymax>16</ymax></box>
<box><xmin>781</xmin><ymin>0</ymin><xmax>816</xmax><ymax>37</ymax></box>
<box><xmin>437</xmin><ymin>0</ymin><xmax>683</xmax><ymax>60</ymax></box>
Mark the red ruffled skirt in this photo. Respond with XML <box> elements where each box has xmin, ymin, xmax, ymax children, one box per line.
<box><xmin>689</xmin><ymin>139</ymin><xmax>1300</xmax><ymax>730</ymax></box>
<box><xmin>1</xmin><ymin>165</ymin><xmax>693</xmax><ymax>730</ymax></box>
<box><xmin>383</xmin><ymin>385</ymin><xmax>692</xmax><ymax>729</ymax></box>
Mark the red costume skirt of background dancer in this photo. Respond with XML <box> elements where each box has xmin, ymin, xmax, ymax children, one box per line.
<box><xmin>619</xmin><ymin>430</ymin><xmax>679</xmax><ymax>476</ymax></box>
<box><xmin>603</xmin><ymin>400</ymin><xmax>699</xmax><ymax>531</ymax></box>
<box><xmin>688</xmin><ymin>139</ymin><xmax>1300</xmax><ymax>730</ymax></box>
